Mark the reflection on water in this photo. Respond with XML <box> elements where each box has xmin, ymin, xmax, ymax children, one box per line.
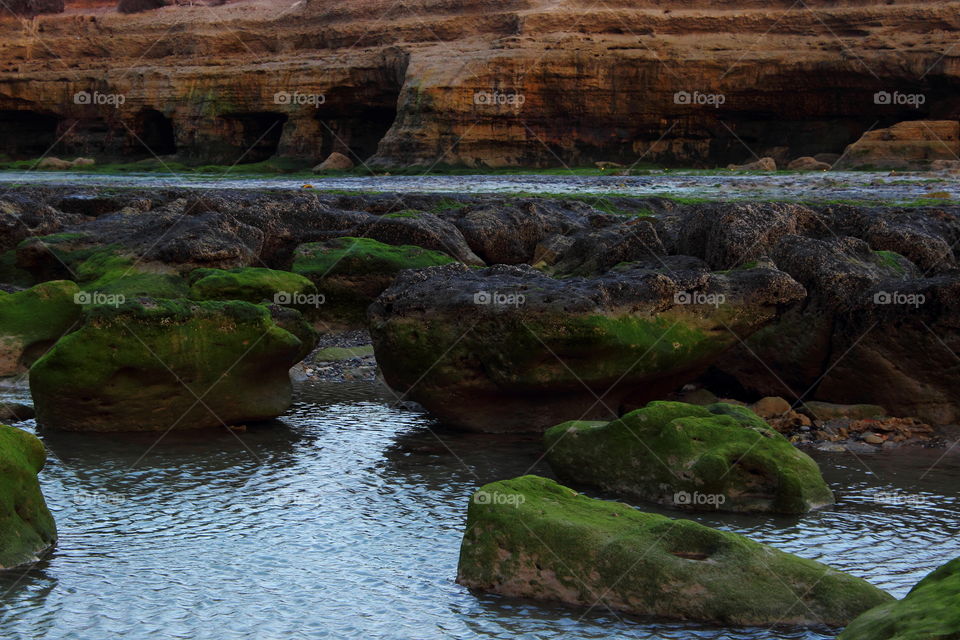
<box><xmin>0</xmin><ymin>380</ymin><xmax>957</xmax><ymax>639</ymax></box>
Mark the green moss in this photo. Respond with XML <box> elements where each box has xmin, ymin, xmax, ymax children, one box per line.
<box><xmin>0</xmin><ymin>280</ymin><xmax>82</xmax><ymax>376</ymax></box>
<box><xmin>0</xmin><ymin>250</ymin><xmax>34</xmax><ymax>287</ymax></box>
<box><xmin>381</xmin><ymin>210</ymin><xmax>423</xmax><ymax>219</ymax></box>
<box><xmin>293</xmin><ymin>237</ymin><xmax>456</xmax><ymax>278</ymax></box>
<box><xmin>188</xmin><ymin>267</ymin><xmax>317</xmax><ymax>305</ymax></box>
<box><xmin>457</xmin><ymin>475</ymin><xmax>891</xmax><ymax>625</ymax></box>
<box><xmin>544</xmin><ymin>400</ymin><xmax>834</xmax><ymax>514</ymax></box>
<box><xmin>311</xmin><ymin>345</ymin><xmax>374</xmax><ymax>361</ymax></box>
<box><xmin>872</xmin><ymin>250</ymin><xmax>910</xmax><ymax>276</ymax></box>
<box><xmin>29</xmin><ymin>298</ymin><xmax>309</xmax><ymax>431</ymax></box>
<box><xmin>0</xmin><ymin>424</ymin><xmax>56</xmax><ymax>568</ymax></box>
<box><xmin>839</xmin><ymin>557</ymin><xmax>960</xmax><ymax>639</ymax></box>
<box><xmin>17</xmin><ymin>235</ymin><xmax>189</xmax><ymax>299</ymax></box>
<box><xmin>293</xmin><ymin>237</ymin><xmax>456</xmax><ymax>326</ymax></box>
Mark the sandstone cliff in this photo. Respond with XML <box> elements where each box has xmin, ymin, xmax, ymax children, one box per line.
<box><xmin>0</xmin><ymin>0</ymin><xmax>958</xmax><ymax>167</ymax></box>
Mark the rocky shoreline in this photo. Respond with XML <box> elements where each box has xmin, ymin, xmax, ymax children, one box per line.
<box><xmin>1</xmin><ymin>183</ymin><xmax>959</xmax><ymax>635</ymax></box>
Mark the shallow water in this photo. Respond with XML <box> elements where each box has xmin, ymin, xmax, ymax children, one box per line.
<box><xmin>0</xmin><ymin>170</ymin><xmax>956</xmax><ymax>204</ymax></box>
<box><xmin>0</xmin><ymin>380</ymin><xmax>958</xmax><ymax>640</ymax></box>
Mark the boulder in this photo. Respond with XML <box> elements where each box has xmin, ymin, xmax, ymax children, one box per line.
<box><xmin>751</xmin><ymin>395</ymin><xmax>792</xmax><ymax>418</ymax></box>
<box><xmin>313</xmin><ymin>152</ymin><xmax>355</xmax><ymax>172</ymax></box>
<box><xmin>188</xmin><ymin>266</ymin><xmax>317</xmax><ymax>306</ymax></box>
<box><xmin>37</xmin><ymin>157</ymin><xmax>74</xmax><ymax>170</ymax></box>
<box><xmin>0</xmin><ymin>280</ymin><xmax>82</xmax><ymax>377</ymax></box>
<box><xmin>0</xmin><ymin>425</ymin><xmax>57</xmax><ymax>568</ymax></box>
<box><xmin>788</xmin><ymin>156</ymin><xmax>831</xmax><ymax>171</ymax></box>
<box><xmin>71</xmin><ymin>157</ymin><xmax>95</xmax><ymax>168</ymax></box>
<box><xmin>292</xmin><ymin>236</ymin><xmax>456</xmax><ymax>327</ymax></box>
<box><xmin>726</xmin><ymin>157</ymin><xmax>777</xmax><ymax>171</ymax></box>
<box><xmin>30</xmin><ymin>299</ymin><xmax>314</xmax><ymax>431</ymax></box>
<box><xmin>0</xmin><ymin>403</ymin><xmax>35</xmax><ymax>422</ymax></box>
<box><xmin>369</xmin><ymin>259</ymin><xmax>805</xmax><ymax>432</ymax></box>
<box><xmin>457</xmin><ymin>476</ymin><xmax>892</xmax><ymax>625</ymax></box>
<box><xmin>839</xmin><ymin>557</ymin><xmax>960</xmax><ymax>639</ymax></box>
<box><xmin>544</xmin><ymin>401</ymin><xmax>834</xmax><ymax>514</ymax></box>
<box><xmin>835</xmin><ymin>121</ymin><xmax>960</xmax><ymax>170</ymax></box>
<box><xmin>713</xmin><ymin>230</ymin><xmax>960</xmax><ymax>424</ymax></box>
<box><xmin>931</xmin><ymin>159</ymin><xmax>960</xmax><ymax>173</ymax></box>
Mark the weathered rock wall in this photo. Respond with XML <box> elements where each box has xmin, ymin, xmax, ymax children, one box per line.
<box><xmin>0</xmin><ymin>0</ymin><xmax>959</xmax><ymax>166</ymax></box>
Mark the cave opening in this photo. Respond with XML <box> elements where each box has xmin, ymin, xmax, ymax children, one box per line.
<box><xmin>313</xmin><ymin>90</ymin><xmax>399</xmax><ymax>165</ymax></box>
<box><xmin>0</xmin><ymin>110</ymin><xmax>60</xmax><ymax>159</ymax></box>
<box><xmin>219</xmin><ymin>112</ymin><xmax>288</xmax><ymax>164</ymax></box>
<box><xmin>132</xmin><ymin>109</ymin><xmax>177</xmax><ymax>156</ymax></box>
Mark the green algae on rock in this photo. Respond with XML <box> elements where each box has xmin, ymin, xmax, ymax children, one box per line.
<box><xmin>29</xmin><ymin>298</ymin><xmax>311</xmax><ymax>431</ymax></box>
<box><xmin>457</xmin><ymin>476</ymin><xmax>891</xmax><ymax>626</ymax></box>
<box><xmin>292</xmin><ymin>237</ymin><xmax>457</xmax><ymax>327</ymax></box>
<box><xmin>0</xmin><ymin>280</ymin><xmax>82</xmax><ymax>376</ymax></box>
<box><xmin>16</xmin><ymin>234</ymin><xmax>189</xmax><ymax>299</ymax></box>
<box><xmin>0</xmin><ymin>425</ymin><xmax>57</xmax><ymax>568</ymax></box>
<box><xmin>544</xmin><ymin>401</ymin><xmax>835</xmax><ymax>514</ymax></box>
<box><xmin>188</xmin><ymin>267</ymin><xmax>318</xmax><ymax>306</ymax></box>
<box><xmin>839</xmin><ymin>556</ymin><xmax>960</xmax><ymax>640</ymax></box>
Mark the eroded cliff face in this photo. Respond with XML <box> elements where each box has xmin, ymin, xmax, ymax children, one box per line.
<box><xmin>0</xmin><ymin>0</ymin><xmax>958</xmax><ymax>167</ymax></box>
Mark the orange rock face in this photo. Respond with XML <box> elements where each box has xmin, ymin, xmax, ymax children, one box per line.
<box><xmin>837</xmin><ymin>120</ymin><xmax>960</xmax><ymax>170</ymax></box>
<box><xmin>0</xmin><ymin>0</ymin><xmax>959</xmax><ymax>167</ymax></box>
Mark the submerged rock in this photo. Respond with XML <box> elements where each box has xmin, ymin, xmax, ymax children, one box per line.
<box><xmin>839</xmin><ymin>556</ymin><xmax>960</xmax><ymax>639</ymax></box>
<box><xmin>370</xmin><ymin>260</ymin><xmax>804</xmax><ymax>432</ymax></box>
<box><xmin>0</xmin><ymin>280</ymin><xmax>82</xmax><ymax>376</ymax></box>
<box><xmin>30</xmin><ymin>299</ymin><xmax>314</xmax><ymax>431</ymax></box>
<box><xmin>0</xmin><ymin>425</ymin><xmax>57</xmax><ymax>568</ymax></box>
<box><xmin>457</xmin><ymin>476</ymin><xmax>891</xmax><ymax>625</ymax></box>
<box><xmin>544</xmin><ymin>401</ymin><xmax>834</xmax><ymax>514</ymax></box>
<box><xmin>293</xmin><ymin>236</ymin><xmax>456</xmax><ymax>327</ymax></box>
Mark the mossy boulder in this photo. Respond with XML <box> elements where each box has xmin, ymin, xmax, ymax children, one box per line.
<box><xmin>292</xmin><ymin>236</ymin><xmax>457</xmax><ymax>327</ymax></box>
<box><xmin>0</xmin><ymin>280</ymin><xmax>82</xmax><ymax>376</ymax></box>
<box><xmin>0</xmin><ymin>425</ymin><xmax>57</xmax><ymax>568</ymax></box>
<box><xmin>544</xmin><ymin>401</ymin><xmax>834</xmax><ymax>514</ymax></box>
<box><xmin>457</xmin><ymin>476</ymin><xmax>892</xmax><ymax>625</ymax></box>
<box><xmin>839</xmin><ymin>557</ymin><xmax>960</xmax><ymax>640</ymax></box>
<box><xmin>188</xmin><ymin>267</ymin><xmax>317</xmax><ymax>306</ymax></box>
<box><xmin>370</xmin><ymin>260</ymin><xmax>804</xmax><ymax>432</ymax></box>
<box><xmin>29</xmin><ymin>299</ymin><xmax>312</xmax><ymax>431</ymax></box>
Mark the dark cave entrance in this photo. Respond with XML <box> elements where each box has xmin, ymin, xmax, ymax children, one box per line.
<box><xmin>0</xmin><ymin>110</ymin><xmax>60</xmax><ymax>159</ymax></box>
<box><xmin>313</xmin><ymin>81</ymin><xmax>400</xmax><ymax>165</ymax></box>
<box><xmin>219</xmin><ymin>112</ymin><xmax>288</xmax><ymax>164</ymax></box>
<box><xmin>132</xmin><ymin>109</ymin><xmax>177</xmax><ymax>156</ymax></box>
